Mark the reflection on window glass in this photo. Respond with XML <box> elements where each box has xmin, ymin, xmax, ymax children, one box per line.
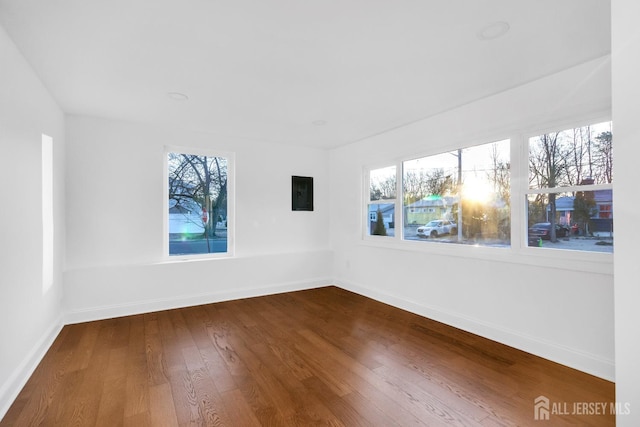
<box><xmin>168</xmin><ymin>152</ymin><xmax>229</xmax><ymax>256</ymax></box>
<box><xmin>403</xmin><ymin>140</ymin><xmax>510</xmax><ymax>247</ymax></box>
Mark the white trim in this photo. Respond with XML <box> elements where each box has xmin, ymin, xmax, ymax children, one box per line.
<box><xmin>334</xmin><ymin>279</ymin><xmax>615</xmax><ymax>382</ymax></box>
<box><xmin>0</xmin><ymin>316</ymin><xmax>64</xmax><ymax>421</ymax></box>
<box><xmin>525</xmin><ymin>183</ymin><xmax>613</xmax><ymax>195</ymax></box>
<box><xmin>1</xmin><ymin>278</ymin><xmax>614</xmax><ymax>420</ymax></box>
<box><xmin>358</xmin><ymin>236</ymin><xmax>612</xmax><ymax>274</ymax></box>
<box><xmin>363</xmin><ymin>164</ymin><xmax>400</xmax><ymax>241</ymax></box>
<box><xmin>65</xmin><ymin>278</ymin><xmax>332</xmax><ymax>325</ymax></box>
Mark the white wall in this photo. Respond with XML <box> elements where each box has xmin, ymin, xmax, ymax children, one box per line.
<box><xmin>0</xmin><ymin>25</ymin><xmax>65</xmax><ymax>417</ymax></box>
<box><xmin>330</xmin><ymin>56</ymin><xmax>615</xmax><ymax>380</ymax></box>
<box><xmin>612</xmin><ymin>0</ymin><xmax>640</xmax><ymax>424</ymax></box>
<box><xmin>3</xmin><ymin>8</ymin><xmax>635</xmax><ymax>420</ymax></box>
<box><xmin>63</xmin><ymin>116</ymin><xmax>332</xmax><ymax>321</ymax></box>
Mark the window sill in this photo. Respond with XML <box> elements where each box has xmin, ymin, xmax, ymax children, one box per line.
<box><xmin>360</xmin><ymin>235</ymin><xmax>613</xmax><ymax>275</ymax></box>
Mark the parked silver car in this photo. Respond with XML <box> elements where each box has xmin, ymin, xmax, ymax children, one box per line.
<box><xmin>416</xmin><ymin>220</ymin><xmax>458</xmax><ymax>238</ymax></box>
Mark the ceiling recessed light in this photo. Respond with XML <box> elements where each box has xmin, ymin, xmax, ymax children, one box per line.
<box><xmin>312</xmin><ymin>120</ymin><xmax>327</xmax><ymax>126</ymax></box>
<box><xmin>167</xmin><ymin>92</ymin><xmax>189</xmax><ymax>101</ymax></box>
<box><xmin>477</xmin><ymin>21</ymin><xmax>510</xmax><ymax>41</ymax></box>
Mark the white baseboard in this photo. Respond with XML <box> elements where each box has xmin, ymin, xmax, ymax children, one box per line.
<box><xmin>0</xmin><ymin>316</ymin><xmax>64</xmax><ymax>421</ymax></box>
<box><xmin>65</xmin><ymin>278</ymin><xmax>333</xmax><ymax>324</ymax></box>
<box><xmin>1</xmin><ymin>279</ymin><xmax>332</xmax><ymax>420</ymax></box>
<box><xmin>334</xmin><ymin>278</ymin><xmax>615</xmax><ymax>382</ymax></box>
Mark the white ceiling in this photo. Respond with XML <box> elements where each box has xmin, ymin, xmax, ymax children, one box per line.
<box><xmin>0</xmin><ymin>0</ymin><xmax>610</xmax><ymax>149</ymax></box>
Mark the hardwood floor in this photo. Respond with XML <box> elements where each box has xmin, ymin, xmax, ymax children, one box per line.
<box><xmin>2</xmin><ymin>286</ymin><xmax>614</xmax><ymax>426</ymax></box>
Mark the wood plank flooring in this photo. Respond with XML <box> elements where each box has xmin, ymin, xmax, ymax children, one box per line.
<box><xmin>1</xmin><ymin>286</ymin><xmax>615</xmax><ymax>426</ymax></box>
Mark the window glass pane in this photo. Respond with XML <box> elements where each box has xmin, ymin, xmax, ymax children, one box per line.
<box><xmin>168</xmin><ymin>152</ymin><xmax>228</xmax><ymax>255</ymax></box>
<box><xmin>529</xmin><ymin>122</ymin><xmax>613</xmax><ymax>189</ymax></box>
<box><xmin>367</xmin><ymin>166</ymin><xmax>396</xmax><ymax>238</ymax></box>
<box><xmin>367</xmin><ymin>203</ymin><xmax>395</xmax><ymax>237</ymax></box>
<box><xmin>403</xmin><ymin>151</ymin><xmax>459</xmax><ymax>241</ymax></box>
<box><xmin>370</xmin><ymin>166</ymin><xmax>396</xmax><ymax>201</ymax></box>
<box><xmin>403</xmin><ymin>140</ymin><xmax>510</xmax><ymax>247</ymax></box>
<box><xmin>527</xmin><ymin>190</ymin><xmax>613</xmax><ymax>253</ymax></box>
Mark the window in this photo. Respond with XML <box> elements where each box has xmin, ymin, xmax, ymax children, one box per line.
<box><xmin>367</xmin><ymin>166</ymin><xmax>396</xmax><ymax>237</ymax></box>
<box><xmin>527</xmin><ymin>121</ymin><xmax>612</xmax><ymax>252</ymax></box>
<box><xmin>598</xmin><ymin>204</ymin><xmax>612</xmax><ymax>219</ymax></box>
<box><xmin>42</xmin><ymin>134</ymin><xmax>54</xmax><ymax>293</ymax></box>
<box><xmin>166</xmin><ymin>149</ymin><xmax>233</xmax><ymax>257</ymax></box>
<box><xmin>362</xmin><ymin>119</ymin><xmax>612</xmax><ymax>261</ymax></box>
<box><xmin>402</xmin><ymin>139</ymin><xmax>510</xmax><ymax>246</ymax></box>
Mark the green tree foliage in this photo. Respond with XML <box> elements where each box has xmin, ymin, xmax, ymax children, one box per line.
<box><xmin>372</xmin><ymin>207</ymin><xmax>387</xmax><ymax>236</ymax></box>
<box><xmin>528</xmin><ymin>194</ymin><xmax>548</xmax><ymax>226</ymax></box>
<box><xmin>573</xmin><ymin>190</ymin><xmax>596</xmax><ymax>235</ymax></box>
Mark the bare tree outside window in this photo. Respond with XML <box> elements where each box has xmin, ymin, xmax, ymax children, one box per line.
<box><xmin>168</xmin><ymin>152</ymin><xmax>229</xmax><ymax>255</ymax></box>
<box><xmin>528</xmin><ymin>121</ymin><xmax>613</xmax><ymax>251</ymax></box>
<box><xmin>369</xmin><ymin>166</ymin><xmax>396</xmax><ymax>201</ymax></box>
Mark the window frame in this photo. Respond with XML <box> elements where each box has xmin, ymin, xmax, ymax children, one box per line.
<box><xmin>521</xmin><ymin>119</ymin><xmax>613</xmax><ymax>255</ymax></box>
<box><xmin>163</xmin><ymin>145</ymin><xmax>235</xmax><ymax>260</ymax></box>
<box><xmin>400</xmin><ymin>139</ymin><xmax>511</xmax><ymax>247</ymax></box>
<box><xmin>361</xmin><ymin>114</ymin><xmax>613</xmax><ymax>273</ymax></box>
<box><xmin>364</xmin><ymin>164</ymin><xmax>399</xmax><ymax>240</ymax></box>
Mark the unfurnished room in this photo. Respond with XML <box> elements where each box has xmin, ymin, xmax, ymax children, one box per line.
<box><xmin>1</xmin><ymin>0</ymin><xmax>639</xmax><ymax>426</ymax></box>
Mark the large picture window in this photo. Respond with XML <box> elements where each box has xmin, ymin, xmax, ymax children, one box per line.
<box><xmin>166</xmin><ymin>149</ymin><xmax>232</xmax><ymax>257</ymax></box>
<box><xmin>403</xmin><ymin>139</ymin><xmax>510</xmax><ymax>247</ymax></box>
<box><xmin>527</xmin><ymin>121</ymin><xmax>612</xmax><ymax>252</ymax></box>
<box><xmin>362</xmin><ymin>118</ymin><xmax>612</xmax><ymax>263</ymax></box>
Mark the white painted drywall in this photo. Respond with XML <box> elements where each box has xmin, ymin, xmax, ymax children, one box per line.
<box><xmin>612</xmin><ymin>0</ymin><xmax>640</xmax><ymax>424</ymax></box>
<box><xmin>0</xmin><ymin>25</ymin><xmax>65</xmax><ymax>417</ymax></box>
<box><xmin>5</xmin><ymin>6</ymin><xmax>639</xmax><ymax>419</ymax></box>
<box><xmin>330</xmin><ymin>57</ymin><xmax>616</xmax><ymax>380</ymax></box>
<box><xmin>63</xmin><ymin>116</ymin><xmax>332</xmax><ymax>320</ymax></box>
